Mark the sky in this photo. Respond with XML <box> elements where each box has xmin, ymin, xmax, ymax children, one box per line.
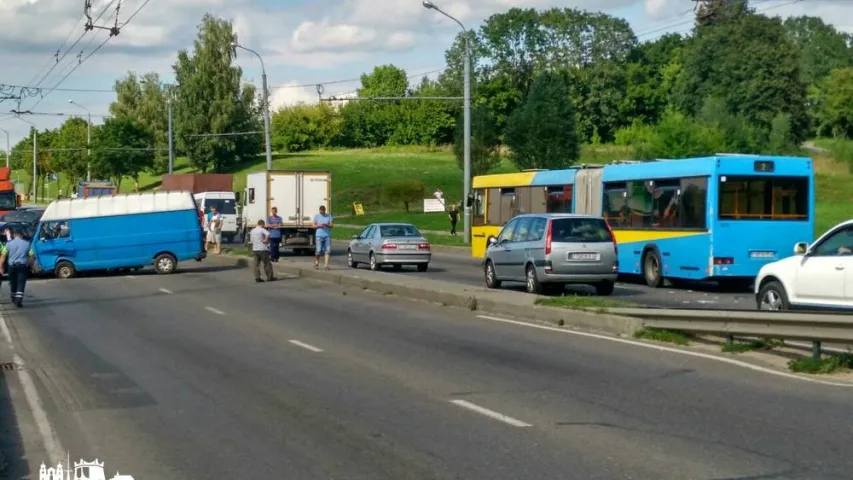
<box><xmin>0</xmin><ymin>0</ymin><xmax>850</xmax><ymax>146</ymax></box>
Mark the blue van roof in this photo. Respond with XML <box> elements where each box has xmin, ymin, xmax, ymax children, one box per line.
<box><xmin>42</xmin><ymin>191</ymin><xmax>196</xmax><ymax>221</ymax></box>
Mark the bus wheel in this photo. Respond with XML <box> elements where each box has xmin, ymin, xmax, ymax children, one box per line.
<box><xmin>55</xmin><ymin>261</ymin><xmax>76</xmax><ymax>279</ymax></box>
<box><xmin>642</xmin><ymin>251</ymin><xmax>663</xmax><ymax>288</ymax></box>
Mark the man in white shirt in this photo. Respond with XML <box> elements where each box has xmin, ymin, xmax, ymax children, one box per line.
<box><xmin>249</xmin><ymin>219</ymin><xmax>276</xmax><ymax>283</ymax></box>
<box><xmin>206</xmin><ymin>206</ymin><xmax>223</xmax><ymax>254</ymax></box>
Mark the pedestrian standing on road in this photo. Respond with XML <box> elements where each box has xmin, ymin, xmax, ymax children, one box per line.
<box><xmin>448</xmin><ymin>204</ymin><xmax>459</xmax><ymax>236</ymax></box>
<box><xmin>0</xmin><ymin>228</ymin><xmax>33</xmax><ymax>307</ymax></box>
<box><xmin>249</xmin><ymin>220</ymin><xmax>276</xmax><ymax>283</ymax></box>
<box><xmin>267</xmin><ymin>207</ymin><xmax>283</xmax><ymax>262</ymax></box>
<box><xmin>313</xmin><ymin>205</ymin><xmax>333</xmax><ymax>270</ymax></box>
<box><xmin>206</xmin><ymin>206</ymin><xmax>223</xmax><ymax>255</ymax></box>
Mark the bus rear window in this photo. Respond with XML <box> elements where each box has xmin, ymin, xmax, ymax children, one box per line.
<box><xmin>718</xmin><ymin>176</ymin><xmax>809</xmax><ymax>221</ymax></box>
<box><xmin>550</xmin><ymin>218</ymin><xmax>612</xmax><ymax>243</ymax></box>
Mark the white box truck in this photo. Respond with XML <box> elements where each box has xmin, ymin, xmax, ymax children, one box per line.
<box><xmin>242</xmin><ymin>170</ymin><xmax>331</xmax><ymax>255</ymax></box>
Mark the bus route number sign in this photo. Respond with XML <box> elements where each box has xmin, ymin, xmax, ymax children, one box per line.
<box><xmin>754</xmin><ymin>160</ymin><xmax>775</xmax><ymax>172</ymax></box>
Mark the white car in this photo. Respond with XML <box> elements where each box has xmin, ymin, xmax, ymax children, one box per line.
<box><xmin>755</xmin><ymin>219</ymin><xmax>853</xmax><ymax>311</ymax></box>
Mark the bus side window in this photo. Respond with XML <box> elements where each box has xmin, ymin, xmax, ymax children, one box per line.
<box><xmin>472</xmin><ymin>189</ymin><xmax>485</xmax><ymax>226</ymax></box>
<box><xmin>603</xmin><ymin>182</ymin><xmax>628</xmax><ymax>227</ymax></box>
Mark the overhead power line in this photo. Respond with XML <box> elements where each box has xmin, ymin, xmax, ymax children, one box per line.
<box><xmin>9</xmin><ymin>110</ymin><xmax>109</xmax><ymax>118</ymax></box>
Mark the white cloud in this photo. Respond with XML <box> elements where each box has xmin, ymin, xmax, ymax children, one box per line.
<box><xmin>270</xmin><ymin>82</ymin><xmax>319</xmax><ymax>110</ymax></box>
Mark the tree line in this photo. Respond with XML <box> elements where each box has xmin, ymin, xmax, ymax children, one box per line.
<box><xmin>12</xmin><ymin>3</ymin><xmax>853</xmax><ymax>194</ymax></box>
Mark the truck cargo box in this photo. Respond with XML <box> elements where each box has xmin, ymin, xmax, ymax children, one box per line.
<box><xmin>161</xmin><ymin>174</ymin><xmax>233</xmax><ymax>194</ymax></box>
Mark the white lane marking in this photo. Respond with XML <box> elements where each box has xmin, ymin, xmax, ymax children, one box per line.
<box><xmin>205</xmin><ymin>306</ymin><xmax>225</xmax><ymax>315</ymax></box>
<box><xmin>288</xmin><ymin>340</ymin><xmax>323</xmax><ymax>352</ymax></box>
<box><xmin>125</xmin><ymin>275</ymin><xmax>136</xmax><ymax>279</ymax></box>
<box><xmin>449</xmin><ymin>399</ymin><xmax>532</xmax><ymax>427</ymax></box>
<box><xmin>475</xmin><ymin>315</ymin><xmax>853</xmax><ymax>388</ymax></box>
<box><xmin>14</xmin><ymin>353</ymin><xmax>65</xmax><ymax>465</ymax></box>
<box><xmin>0</xmin><ymin>314</ymin><xmax>12</xmax><ymax>345</ymax></box>
<box><xmin>159</xmin><ymin>288</ymin><xmax>173</xmax><ymax>294</ymax></box>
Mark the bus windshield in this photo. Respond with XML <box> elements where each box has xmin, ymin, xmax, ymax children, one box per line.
<box><xmin>718</xmin><ymin>176</ymin><xmax>809</xmax><ymax>221</ymax></box>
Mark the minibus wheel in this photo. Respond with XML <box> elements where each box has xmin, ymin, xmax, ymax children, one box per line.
<box><xmin>55</xmin><ymin>261</ymin><xmax>76</xmax><ymax>279</ymax></box>
<box><xmin>154</xmin><ymin>253</ymin><xmax>177</xmax><ymax>275</ymax></box>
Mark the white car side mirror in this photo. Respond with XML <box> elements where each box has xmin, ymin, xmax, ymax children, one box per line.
<box><xmin>794</xmin><ymin>242</ymin><xmax>808</xmax><ymax>255</ymax></box>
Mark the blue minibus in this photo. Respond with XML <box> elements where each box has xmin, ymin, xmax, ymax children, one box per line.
<box><xmin>33</xmin><ymin>191</ymin><xmax>206</xmax><ymax>278</ymax></box>
<box><xmin>471</xmin><ymin>154</ymin><xmax>815</xmax><ymax>289</ymax></box>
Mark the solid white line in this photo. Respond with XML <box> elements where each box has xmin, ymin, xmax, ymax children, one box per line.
<box><xmin>125</xmin><ymin>275</ymin><xmax>136</xmax><ymax>279</ymax></box>
<box><xmin>288</xmin><ymin>340</ymin><xmax>323</xmax><ymax>352</ymax></box>
<box><xmin>159</xmin><ymin>288</ymin><xmax>173</xmax><ymax>294</ymax></box>
<box><xmin>205</xmin><ymin>306</ymin><xmax>225</xmax><ymax>315</ymax></box>
<box><xmin>449</xmin><ymin>399</ymin><xmax>532</xmax><ymax>427</ymax></box>
<box><xmin>0</xmin><ymin>314</ymin><xmax>12</xmax><ymax>345</ymax></box>
<box><xmin>475</xmin><ymin>315</ymin><xmax>853</xmax><ymax>388</ymax></box>
<box><xmin>13</xmin><ymin>354</ymin><xmax>65</xmax><ymax>465</ymax></box>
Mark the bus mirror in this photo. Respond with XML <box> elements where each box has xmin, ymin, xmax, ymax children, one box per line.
<box><xmin>794</xmin><ymin>242</ymin><xmax>808</xmax><ymax>255</ymax></box>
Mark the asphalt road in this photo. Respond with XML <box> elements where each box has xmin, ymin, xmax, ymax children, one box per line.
<box><xmin>2</xmin><ymin>264</ymin><xmax>851</xmax><ymax>479</ymax></box>
<box><xmin>281</xmin><ymin>242</ymin><xmax>759</xmax><ymax>310</ymax></box>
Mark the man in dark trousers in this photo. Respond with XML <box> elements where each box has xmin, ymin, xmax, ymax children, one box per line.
<box><xmin>0</xmin><ymin>228</ymin><xmax>33</xmax><ymax>307</ymax></box>
<box><xmin>267</xmin><ymin>206</ymin><xmax>283</xmax><ymax>262</ymax></box>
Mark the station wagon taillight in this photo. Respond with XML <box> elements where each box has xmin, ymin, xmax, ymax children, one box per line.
<box><xmin>545</xmin><ymin>220</ymin><xmax>553</xmax><ymax>255</ymax></box>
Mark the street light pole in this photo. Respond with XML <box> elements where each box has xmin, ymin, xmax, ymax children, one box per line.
<box><xmin>423</xmin><ymin>0</ymin><xmax>471</xmax><ymax>244</ymax></box>
<box><xmin>168</xmin><ymin>89</ymin><xmax>174</xmax><ymax>174</ymax></box>
<box><xmin>69</xmin><ymin>100</ymin><xmax>92</xmax><ymax>181</ymax></box>
<box><xmin>0</xmin><ymin>129</ymin><xmax>9</xmax><ymax>168</ymax></box>
<box><xmin>13</xmin><ymin>116</ymin><xmax>37</xmax><ymax>202</ymax></box>
<box><xmin>231</xmin><ymin>41</ymin><xmax>273</xmax><ymax>171</ymax></box>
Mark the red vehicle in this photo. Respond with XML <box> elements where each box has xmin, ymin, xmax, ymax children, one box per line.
<box><xmin>0</xmin><ymin>167</ymin><xmax>21</xmax><ymax>215</ymax></box>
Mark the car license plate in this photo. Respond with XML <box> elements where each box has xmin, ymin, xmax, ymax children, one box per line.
<box><xmin>568</xmin><ymin>252</ymin><xmax>600</xmax><ymax>261</ymax></box>
<box><xmin>399</xmin><ymin>245</ymin><xmax>417</xmax><ymax>250</ymax></box>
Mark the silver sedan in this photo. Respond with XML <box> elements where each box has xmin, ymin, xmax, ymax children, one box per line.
<box><xmin>347</xmin><ymin>223</ymin><xmax>431</xmax><ymax>272</ymax></box>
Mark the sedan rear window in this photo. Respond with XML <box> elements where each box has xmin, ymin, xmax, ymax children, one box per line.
<box><xmin>379</xmin><ymin>225</ymin><xmax>421</xmax><ymax>237</ymax></box>
<box><xmin>550</xmin><ymin>218</ymin><xmax>611</xmax><ymax>243</ymax></box>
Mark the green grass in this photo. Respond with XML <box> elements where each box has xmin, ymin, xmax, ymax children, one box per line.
<box><xmin>788</xmin><ymin>353</ymin><xmax>853</xmax><ymax>374</ymax></box>
<box><xmin>336</xmin><ymin>211</ymin><xmax>454</xmax><ymax>232</ymax></box>
<box><xmin>331</xmin><ymin>226</ymin><xmax>467</xmax><ymax>247</ymax></box>
<box><xmin>633</xmin><ymin>328</ymin><xmax>692</xmax><ymax>345</ymax></box>
<box><xmin>536</xmin><ymin>295</ymin><xmax>634</xmax><ymax>310</ymax></box>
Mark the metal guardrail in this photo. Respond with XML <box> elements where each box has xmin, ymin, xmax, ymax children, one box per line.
<box><xmin>608</xmin><ymin>308</ymin><xmax>853</xmax><ymax>359</ymax></box>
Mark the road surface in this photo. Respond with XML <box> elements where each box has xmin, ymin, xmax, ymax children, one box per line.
<box><xmin>1</xmin><ymin>264</ymin><xmax>850</xmax><ymax>479</ymax></box>
<box><xmin>282</xmin><ymin>242</ymin><xmax>758</xmax><ymax>310</ymax></box>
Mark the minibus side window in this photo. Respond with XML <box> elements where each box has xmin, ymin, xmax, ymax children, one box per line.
<box><xmin>41</xmin><ymin>221</ymin><xmax>70</xmax><ymax>240</ymax></box>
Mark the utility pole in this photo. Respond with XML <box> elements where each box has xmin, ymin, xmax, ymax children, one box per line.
<box><xmin>32</xmin><ymin>129</ymin><xmax>37</xmax><ymax>203</ymax></box>
<box><xmin>232</xmin><ymin>41</ymin><xmax>273</xmax><ymax>171</ymax></box>
<box><xmin>423</xmin><ymin>0</ymin><xmax>472</xmax><ymax>244</ymax></box>
<box><xmin>168</xmin><ymin>88</ymin><xmax>174</xmax><ymax>174</ymax></box>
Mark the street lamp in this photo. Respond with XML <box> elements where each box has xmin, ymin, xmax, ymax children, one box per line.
<box><xmin>68</xmin><ymin>100</ymin><xmax>92</xmax><ymax>181</ymax></box>
<box><xmin>0</xmin><ymin>128</ymin><xmax>9</xmax><ymax>168</ymax></box>
<box><xmin>423</xmin><ymin>0</ymin><xmax>472</xmax><ymax>244</ymax></box>
<box><xmin>13</xmin><ymin>116</ymin><xmax>37</xmax><ymax>202</ymax></box>
<box><xmin>231</xmin><ymin>41</ymin><xmax>273</xmax><ymax>171</ymax></box>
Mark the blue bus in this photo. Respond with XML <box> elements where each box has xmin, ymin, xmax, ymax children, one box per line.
<box><xmin>34</xmin><ymin>190</ymin><xmax>205</xmax><ymax>278</ymax></box>
<box><xmin>471</xmin><ymin>154</ymin><xmax>815</xmax><ymax>289</ymax></box>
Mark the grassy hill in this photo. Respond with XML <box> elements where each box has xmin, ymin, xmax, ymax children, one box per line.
<box><xmin>15</xmin><ymin>141</ymin><xmax>852</xmax><ymax>236</ymax></box>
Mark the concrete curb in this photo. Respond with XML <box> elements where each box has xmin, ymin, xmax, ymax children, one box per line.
<box><xmin>213</xmin><ymin>254</ymin><xmax>643</xmax><ymax>337</ymax></box>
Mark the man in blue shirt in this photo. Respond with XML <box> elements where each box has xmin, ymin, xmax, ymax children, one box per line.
<box><xmin>0</xmin><ymin>229</ymin><xmax>33</xmax><ymax>307</ymax></box>
<box><xmin>267</xmin><ymin>206</ymin><xmax>283</xmax><ymax>262</ymax></box>
<box><xmin>313</xmin><ymin>205</ymin><xmax>333</xmax><ymax>269</ymax></box>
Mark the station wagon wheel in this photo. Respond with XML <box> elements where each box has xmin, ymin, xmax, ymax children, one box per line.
<box><xmin>347</xmin><ymin>249</ymin><xmax>358</xmax><ymax>269</ymax></box>
<box><xmin>369</xmin><ymin>253</ymin><xmax>379</xmax><ymax>271</ymax></box>
<box><xmin>525</xmin><ymin>264</ymin><xmax>542</xmax><ymax>294</ymax></box>
<box><xmin>485</xmin><ymin>261</ymin><xmax>501</xmax><ymax>289</ymax></box>
<box><xmin>154</xmin><ymin>253</ymin><xmax>177</xmax><ymax>275</ymax></box>
<box><xmin>54</xmin><ymin>261</ymin><xmax>75</xmax><ymax>279</ymax></box>
<box><xmin>642</xmin><ymin>251</ymin><xmax>663</xmax><ymax>288</ymax></box>
<box><xmin>758</xmin><ymin>281</ymin><xmax>789</xmax><ymax>311</ymax></box>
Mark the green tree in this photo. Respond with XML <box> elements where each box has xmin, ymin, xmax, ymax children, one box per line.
<box><xmin>674</xmin><ymin>13</ymin><xmax>809</xmax><ymax>142</ymax></box>
<box><xmin>10</xmin><ymin>127</ymin><xmax>56</xmax><ymax>199</ymax></box>
<box><xmin>812</xmin><ymin>67</ymin><xmax>853</xmax><ymax>138</ymax></box>
<box><xmin>271</xmin><ymin>103</ymin><xmax>340</xmax><ymax>152</ymax></box>
<box><xmin>453</xmin><ymin>102</ymin><xmax>502</xmax><ymax>176</ymax></box>
<box><xmin>110</xmin><ymin>72</ymin><xmax>170</xmax><ymax>173</ymax></box>
<box><xmin>90</xmin><ymin>117</ymin><xmax>154</xmax><ymax>190</ymax></box>
<box><xmin>52</xmin><ymin>117</ymin><xmax>90</xmax><ymax>187</ymax></box>
<box><xmin>335</xmin><ymin>65</ymin><xmax>410</xmax><ymax>148</ymax></box>
<box><xmin>173</xmin><ymin>14</ymin><xmax>261</xmax><ymax>173</ymax></box>
<box><xmin>783</xmin><ymin>16</ymin><xmax>853</xmax><ymax>86</ymax></box>
<box><xmin>504</xmin><ymin>71</ymin><xmax>579</xmax><ymax>170</ymax></box>
<box><xmin>383</xmin><ymin>180</ymin><xmax>425</xmax><ymax>212</ymax></box>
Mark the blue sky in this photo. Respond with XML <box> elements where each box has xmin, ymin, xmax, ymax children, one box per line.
<box><xmin>0</xmin><ymin>0</ymin><xmax>848</xmax><ymax>145</ymax></box>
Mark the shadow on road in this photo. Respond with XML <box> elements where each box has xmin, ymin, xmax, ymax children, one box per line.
<box><xmin>0</xmin><ymin>370</ymin><xmax>29</xmax><ymax>480</ymax></box>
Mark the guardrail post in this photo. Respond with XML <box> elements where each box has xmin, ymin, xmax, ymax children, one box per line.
<box><xmin>725</xmin><ymin>334</ymin><xmax>734</xmax><ymax>346</ymax></box>
<box><xmin>812</xmin><ymin>341</ymin><xmax>822</xmax><ymax>360</ymax></box>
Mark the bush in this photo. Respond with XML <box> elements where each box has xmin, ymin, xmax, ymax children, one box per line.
<box><xmin>270</xmin><ymin>103</ymin><xmax>340</xmax><ymax>152</ymax></box>
<box><xmin>383</xmin><ymin>180</ymin><xmax>426</xmax><ymax>212</ymax></box>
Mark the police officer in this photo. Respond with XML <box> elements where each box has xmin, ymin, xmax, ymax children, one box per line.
<box><xmin>0</xmin><ymin>228</ymin><xmax>33</xmax><ymax>307</ymax></box>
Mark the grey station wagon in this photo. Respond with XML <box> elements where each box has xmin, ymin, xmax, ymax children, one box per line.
<box><xmin>484</xmin><ymin>214</ymin><xmax>618</xmax><ymax>295</ymax></box>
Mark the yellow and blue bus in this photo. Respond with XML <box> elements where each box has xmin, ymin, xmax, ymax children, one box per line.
<box><xmin>470</xmin><ymin>154</ymin><xmax>815</xmax><ymax>289</ymax></box>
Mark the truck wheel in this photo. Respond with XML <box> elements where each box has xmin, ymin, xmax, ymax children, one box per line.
<box><xmin>55</xmin><ymin>261</ymin><xmax>76</xmax><ymax>279</ymax></box>
<box><xmin>154</xmin><ymin>253</ymin><xmax>177</xmax><ymax>275</ymax></box>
